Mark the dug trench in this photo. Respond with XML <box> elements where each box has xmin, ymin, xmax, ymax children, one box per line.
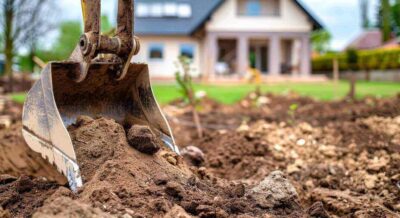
<box><xmin>0</xmin><ymin>94</ymin><xmax>399</xmax><ymax>217</ymax></box>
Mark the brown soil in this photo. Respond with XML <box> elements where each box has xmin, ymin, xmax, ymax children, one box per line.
<box><xmin>172</xmin><ymin>94</ymin><xmax>400</xmax><ymax>217</ymax></box>
<box><xmin>0</xmin><ymin>94</ymin><xmax>399</xmax><ymax>217</ymax></box>
<box><xmin>0</xmin><ymin>123</ymin><xmax>66</xmax><ymax>184</ymax></box>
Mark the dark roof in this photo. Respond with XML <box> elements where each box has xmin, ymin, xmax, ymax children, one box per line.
<box><xmin>346</xmin><ymin>29</ymin><xmax>383</xmax><ymax>50</ymax></box>
<box><xmin>294</xmin><ymin>0</ymin><xmax>323</xmax><ymax>30</ymax></box>
<box><xmin>135</xmin><ymin>0</ymin><xmax>224</xmax><ymax>35</ymax></box>
<box><xmin>135</xmin><ymin>0</ymin><xmax>323</xmax><ymax>36</ymax></box>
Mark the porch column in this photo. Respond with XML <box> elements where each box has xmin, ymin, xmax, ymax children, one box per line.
<box><xmin>269</xmin><ymin>35</ymin><xmax>281</xmax><ymax>75</ymax></box>
<box><xmin>291</xmin><ymin>39</ymin><xmax>302</xmax><ymax>76</ymax></box>
<box><xmin>205</xmin><ymin>33</ymin><xmax>218</xmax><ymax>80</ymax></box>
<box><xmin>300</xmin><ymin>34</ymin><xmax>311</xmax><ymax>77</ymax></box>
<box><xmin>237</xmin><ymin>35</ymin><xmax>249</xmax><ymax>76</ymax></box>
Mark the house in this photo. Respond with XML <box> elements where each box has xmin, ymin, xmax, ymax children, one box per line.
<box><xmin>134</xmin><ymin>0</ymin><xmax>323</xmax><ymax>80</ymax></box>
<box><xmin>345</xmin><ymin>29</ymin><xmax>383</xmax><ymax>50</ymax></box>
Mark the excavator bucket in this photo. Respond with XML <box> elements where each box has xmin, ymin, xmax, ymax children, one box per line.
<box><xmin>22</xmin><ymin>60</ymin><xmax>178</xmax><ymax>191</ymax></box>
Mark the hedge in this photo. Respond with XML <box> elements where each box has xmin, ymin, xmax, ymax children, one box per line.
<box><xmin>312</xmin><ymin>48</ymin><xmax>400</xmax><ymax>72</ymax></box>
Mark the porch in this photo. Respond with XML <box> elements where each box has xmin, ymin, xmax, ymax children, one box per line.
<box><xmin>203</xmin><ymin>32</ymin><xmax>311</xmax><ymax>80</ymax></box>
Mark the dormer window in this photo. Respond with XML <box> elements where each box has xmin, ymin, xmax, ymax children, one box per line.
<box><xmin>238</xmin><ymin>0</ymin><xmax>280</xmax><ymax>17</ymax></box>
<box><xmin>136</xmin><ymin>2</ymin><xmax>192</xmax><ymax>18</ymax></box>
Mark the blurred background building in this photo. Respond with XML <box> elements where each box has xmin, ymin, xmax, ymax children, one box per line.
<box><xmin>135</xmin><ymin>0</ymin><xmax>323</xmax><ymax>81</ymax></box>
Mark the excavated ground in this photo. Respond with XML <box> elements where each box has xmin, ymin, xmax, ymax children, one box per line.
<box><xmin>0</xmin><ymin>93</ymin><xmax>399</xmax><ymax>217</ymax></box>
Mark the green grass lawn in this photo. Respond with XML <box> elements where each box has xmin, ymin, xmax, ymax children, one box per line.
<box><xmin>10</xmin><ymin>81</ymin><xmax>400</xmax><ymax>105</ymax></box>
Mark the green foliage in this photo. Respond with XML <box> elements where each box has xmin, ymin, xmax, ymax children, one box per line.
<box><xmin>175</xmin><ymin>56</ymin><xmax>196</xmax><ymax>104</ymax></box>
<box><xmin>311</xmin><ymin>30</ymin><xmax>332</xmax><ymax>54</ymax></box>
<box><xmin>47</xmin><ymin>21</ymin><xmax>82</xmax><ymax>61</ymax></box>
<box><xmin>0</xmin><ymin>32</ymin><xmax>3</xmax><ymax>52</ymax></box>
<box><xmin>312</xmin><ymin>48</ymin><xmax>400</xmax><ymax>72</ymax></box>
<box><xmin>101</xmin><ymin>15</ymin><xmax>114</xmax><ymax>34</ymax></box>
<box><xmin>287</xmin><ymin>103</ymin><xmax>298</xmax><ymax>125</ymax></box>
<box><xmin>392</xmin><ymin>1</ymin><xmax>400</xmax><ymax>36</ymax></box>
<box><xmin>346</xmin><ymin>48</ymin><xmax>359</xmax><ymax>71</ymax></box>
<box><xmin>360</xmin><ymin>0</ymin><xmax>370</xmax><ymax>29</ymax></box>
<box><xmin>17</xmin><ymin>20</ymin><xmax>82</xmax><ymax>71</ymax></box>
<box><xmin>381</xmin><ymin>0</ymin><xmax>392</xmax><ymax>42</ymax></box>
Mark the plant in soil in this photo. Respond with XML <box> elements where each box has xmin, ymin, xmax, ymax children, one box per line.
<box><xmin>346</xmin><ymin>48</ymin><xmax>359</xmax><ymax>100</ymax></box>
<box><xmin>175</xmin><ymin>55</ymin><xmax>203</xmax><ymax>138</ymax></box>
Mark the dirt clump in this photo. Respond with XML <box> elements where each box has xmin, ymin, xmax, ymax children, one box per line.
<box><xmin>127</xmin><ymin>125</ymin><xmax>161</xmax><ymax>154</ymax></box>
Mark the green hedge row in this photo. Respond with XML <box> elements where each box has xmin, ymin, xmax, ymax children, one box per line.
<box><xmin>312</xmin><ymin>49</ymin><xmax>400</xmax><ymax>72</ymax></box>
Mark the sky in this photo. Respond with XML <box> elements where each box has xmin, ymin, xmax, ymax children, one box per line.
<box><xmin>56</xmin><ymin>0</ymin><xmax>380</xmax><ymax>51</ymax></box>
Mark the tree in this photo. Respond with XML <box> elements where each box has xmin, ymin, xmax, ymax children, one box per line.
<box><xmin>1</xmin><ymin>0</ymin><xmax>56</xmax><ymax>92</ymax></box>
<box><xmin>311</xmin><ymin>30</ymin><xmax>332</xmax><ymax>54</ymax></box>
<box><xmin>380</xmin><ymin>0</ymin><xmax>392</xmax><ymax>42</ymax></box>
<box><xmin>360</xmin><ymin>0</ymin><xmax>370</xmax><ymax>29</ymax></box>
<box><xmin>346</xmin><ymin>48</ymin><xmax>359</xmax><ymax>100</ymax></box>
<box><xmin>392</xmin><ymin>0</ymin><xmax>400</xmax><ymax>36</ymax></box>
<box><xmin>49</xmin><ymin>21</ymin><xmax>82</xmax><ymax>61</ymax></box>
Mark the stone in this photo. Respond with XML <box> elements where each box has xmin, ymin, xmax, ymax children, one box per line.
<box><xmin>364</xmin><ymin>174</ymin><xmax>378</xmax><ymax>189</ymax></box>
<box><xmin>181</xmin><ymin>146</ymin><xmax>205</xmax><ymax>166</ymax></box>
<box><xmin>127</xmin><ymin>125</ymin><xmax>160</xmax><ymax>155</ymax></box>
<box><xmin>164</xmin><ymin>205</ymin><xmax>192</xmax><ymax>218</ymax></box>
<box><xmin>248</xmin><ymin>171</ymin><xmax>299</xmax><ymax>209</ymax></box>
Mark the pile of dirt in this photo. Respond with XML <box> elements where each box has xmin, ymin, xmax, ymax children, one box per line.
<box><xmin>190</xmin><ymin>114</ymin><xmax>400</xmax><ymax>216</ymax></box>
<box><xmin>168</xmin><ymin>93</ymin><xmax>400</xmax><ymax>145</ymax></box>
<box><xmin>0</xmin><ymin>94</ymin><xmax>399</xmax><ymax>217</ymax></box>
<box><xmin>1</xmin><ymin>116</ymin><xmax>313</xmax><ymax>217</ymax></box>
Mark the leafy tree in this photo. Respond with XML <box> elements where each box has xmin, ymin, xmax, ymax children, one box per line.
<box><xmin>381</xmin><ymin>0</ymin><xmax>392</xmax><ymax>42</ymax></box>
<box><xmin>392</xmin><ymin>0</ymin><xmax>400</xmax><ymax>35</ymax></box>
<box><xmin>346</xmin><ymin>48</ymin><xmax>359</xmax><ymax>100</ymax></box>
<box><xmin>311</xmin><ymin>30</ymin><xmax>332</xmax><ymax>54</ymax></box>
<box><xmin>360</xmin><ymin>0</ymin><xmax>370</xmax><ymax>29</ymax></box>
<box><xmin>50</xmin><ymin>21</ymin><xmax>82</xmax><ymax>60</ymax></box>
<box><xmin>1</xmin><ymin>0</ymin><xmax>56</xmax><ymax>91</ymax></box>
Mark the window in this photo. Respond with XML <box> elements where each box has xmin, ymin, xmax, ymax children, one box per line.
<box><xmin>180</xmin><ymin>44</ymin><xmax>195</xmax><ymax>59</ymax></box>
<box><xmin>149</xmin><ymin>3</ymin><xmax>163</xmax><ymax>17</ymax></box>
<box><xmin>178</xmin><ymin>4</ymin><xmax>192</xmax><ymax>18</ymax></box>
<box><xmin>238</xmin><ymin>0</ymin><xmax>280</xmax><ymax>16</ymax></box>
<box><xmin>246</xmin><ymin>0</ymin><xmax>262</xmax><ymax>16</ymax></box>
<box><xmin>136</xmin><ymin>2</ymin><xmax>192</xmax><ymax>18</ymax></box>
<box><xmin>137</xmin><ymin>3</ymin><xmax>149</xmax><ymax>17</ymax></box>
<box><xmin>149</xmin><ymin>44</ymin><xmax>164</xmax><ymax>60</ymax></box>
<box><xmin>163</xmin><ymin>3</ymin><xmax>178</xmax><ymax>17</ymax></box>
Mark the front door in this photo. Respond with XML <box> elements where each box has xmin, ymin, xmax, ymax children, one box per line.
<box><xmin>250</xmin><ymin>44</ymin><xmax>269</xmax><ymax>74</ymax></box>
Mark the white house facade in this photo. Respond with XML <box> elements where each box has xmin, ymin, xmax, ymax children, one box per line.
<box><xmin>134</xmin><ymin>0</ymin><xmax>323</xmax><ymax>80</ymax></box>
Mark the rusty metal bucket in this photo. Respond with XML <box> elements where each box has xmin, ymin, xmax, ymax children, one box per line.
<box><xmin>22</xmin><ymin>60</ymin><xmax>178</xmax><ymax>191</ymax></box>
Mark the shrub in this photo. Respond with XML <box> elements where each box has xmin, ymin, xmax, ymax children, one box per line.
<box><xmin>312</xmin><ymin>48</ymin><xmax>400</xmax><ymax>72</ymax></box>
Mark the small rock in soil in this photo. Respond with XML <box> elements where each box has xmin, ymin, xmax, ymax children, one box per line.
<box><xmin>164</xmin><ymin>205</ymin><xmax>192</xmax><ymax>218</ymax></box>
<box><xmin>127</xmin><ymin>125</ymin><xmax>160</xmax><ymax>155</ymax></box>
<box><xmin>165</xmin><ymin>181</ymin><xmax>184</xmax><ymax>199</ymax></box>
<box><xmin>248</xmin><ymin>171</ymin><xmax>299</xmax><ymax>209</ymax></box>
<box><xmin>307</xmin><ymin>201</ymin><xmax>330</xmax><ymax>218</ymax></box>
<box><xmin>181</xmin><ymin>145</ymin><xmax>205</xmax><ymax>166</ymax></box>
<box><xmin>75</xmin><ymin>115</ymin><xmax>94</xmax><ymax>127</ymax></box>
